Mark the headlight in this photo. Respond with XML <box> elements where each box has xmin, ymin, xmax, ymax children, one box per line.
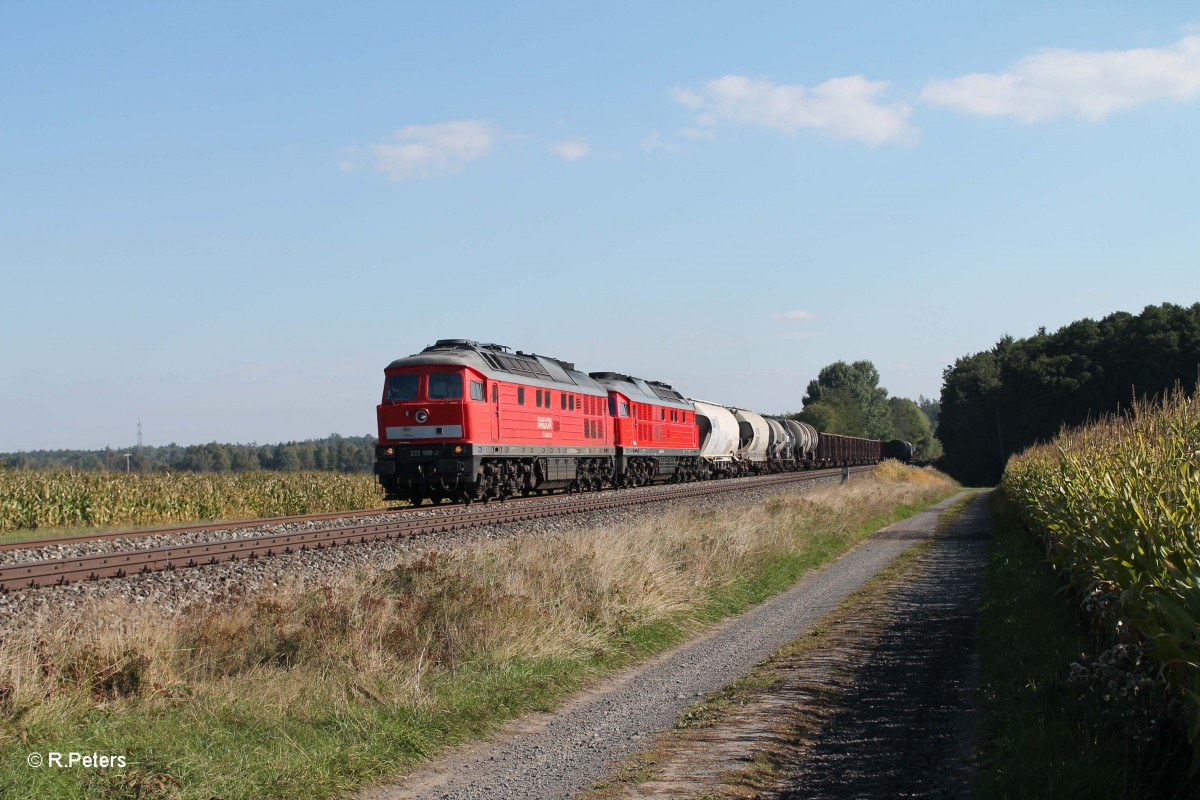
<box><xmin>415</xmin><ymin>409</ymin><xmax>429</xmax><ymax>423</ymax></box>
<box><xmin>454</xmin><ymin>445</ymin><xmax>463</xmax><ymax>454</ymax></box>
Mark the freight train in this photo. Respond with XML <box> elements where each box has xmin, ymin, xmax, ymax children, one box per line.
<box><xmin>373</xmin><ymin>339</ymin><xmax>911</xmax><ymax>505</ymax></box>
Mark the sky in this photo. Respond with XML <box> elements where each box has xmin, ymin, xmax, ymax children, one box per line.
<box><xmin>2</xmin><ymin>1</ymin><xmax>1199</xmax><ymax>451</ymax></box>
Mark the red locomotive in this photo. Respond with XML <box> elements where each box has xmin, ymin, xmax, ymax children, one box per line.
<box><xmin>374</xmin><ymin>339</ymin><xmax>883</xmax><ymax>504</ymax></box>
<box><xmin>374</xmin><ymin>339</ymin><xmax>612</xmax><ymax>503</ymax></box>
<box><xmin>588</xmin><ymin>372</ymin><xmax>700</xmax><ymax>486</ymax></box>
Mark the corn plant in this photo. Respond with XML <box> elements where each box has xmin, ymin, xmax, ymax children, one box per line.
<box><xmin>1002</xmin><ymin>384</ymin><xmax>1200</xmax><ymax>760</ymax></box>
<box><xmin>0</xmin><ymin>469</ymin><xmax>388</xmax><ymax>533</ymax></box>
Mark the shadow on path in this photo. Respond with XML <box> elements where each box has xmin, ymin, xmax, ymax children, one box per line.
<box><xmin>779</xmin><ymin>491</ymin><xmax>993</xmax><ymax>800</ymax></box>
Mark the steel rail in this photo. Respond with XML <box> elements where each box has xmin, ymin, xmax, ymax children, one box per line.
<box><xmin>0</xmin><ymin>466</ymin><xmax>873</xmax><ymax>592</ymax></box>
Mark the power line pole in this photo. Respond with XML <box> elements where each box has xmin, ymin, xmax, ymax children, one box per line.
<box><xmin>137</xmin><ymin>416</ymin><xmax>143</xmax><ymax>471</ymax></box>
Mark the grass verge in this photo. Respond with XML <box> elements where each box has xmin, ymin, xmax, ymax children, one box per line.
<box><xmin>0</xmin><ymin>466</ymin><xmax>957</xmax><ymax>800</ymax></box>
<box><xmin>976</xmin><ymin>492</ymin><xmax>1194</xmax><ymax>799</ymax></box>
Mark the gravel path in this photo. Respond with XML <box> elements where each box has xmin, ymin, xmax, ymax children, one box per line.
<box><xmin>0</xmin><ymin>475</ymin><xmax>844</xmax><ymax>631</ymax></box>
<box><xmin>777</xmin><ymin>489</ymin><xmax>992</xmax><ymax>799</ymax></box>
<box><xmin>356</xmin><ymin>491</ymin><xmax>972</xmax><ymax>800</ymax></box>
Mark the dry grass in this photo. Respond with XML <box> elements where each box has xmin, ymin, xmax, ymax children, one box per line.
<box><xmin>0</xmin><ymin>465</ymin><xmax>956</xmax><ymax>799</ymax></box>
<box><xmin>873</xmin><ymin>459</ymin><xmax>947</xmax><ymax>484</ymax></box>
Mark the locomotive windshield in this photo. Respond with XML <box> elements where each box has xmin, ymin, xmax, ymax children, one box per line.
<box><xmin>385</xmin><ymin>374</ymin><xmax>419</xmax><ymax>402</ymax></box>
<box><xmin>428</xmin><ymin>372</ymin><xmax>463</xmax><ymax>400</ymax></box>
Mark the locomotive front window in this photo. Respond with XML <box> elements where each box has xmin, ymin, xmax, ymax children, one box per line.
<box><xmin>428</xmin><ymin>372</ymin><xmax>463</xmax><ymax>399</ymax></box>
<box><xmin>385</xmin><ymin>374</ymin><xmax>419</xmax><ymax>402</ymax></box>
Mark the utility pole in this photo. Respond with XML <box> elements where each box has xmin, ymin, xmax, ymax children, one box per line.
<box><xmin>137</xmin><ymin>416</ymin><xmax>143</xmax><ymax>471</ymax></box>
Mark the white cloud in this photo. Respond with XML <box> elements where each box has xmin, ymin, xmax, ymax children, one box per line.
<box><xmin>640</xmin><ymin>130</ymin><xmax>680</xmax><ymax>153</ymax></box>
<box><xmin>674</xmin><ymin>74</ymin><xmax>918</xmax><ymax>145</ymax></box>
<box><xmin>920</xmin><ymin>35</ymin><xmax>1200</xmax><ymax>121</ymax></box>
<box><xmin>549</xmin><ymin>139</ymin><xmax>590</xmax><ymax>160</ymax></box>
<box><xmin>779</xmin><ymin>309</ymin><xmax>818</xmax><ymax>321</ymax></box>
<box><xmin>363</xmin><ymin>120</ymin><xmax>496</xmax><ymax>180</ymax></box>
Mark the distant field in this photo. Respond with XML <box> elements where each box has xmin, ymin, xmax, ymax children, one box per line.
<box><xmin>0</xmin><ymin>469</ymin><xmax>388</xmax><ymax>535</ymax></box>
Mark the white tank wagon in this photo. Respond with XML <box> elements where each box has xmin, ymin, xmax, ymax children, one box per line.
<box><xmin>731</xmin><ymin>407</ymin><xmax>770</xmax><ymax>472</ymax></box>
<box><xmin>797</xmin><ymin>421</ymin><xmax>819</xmax><ymax>463</ymax></box>
<box><xmin>691</xmin><ymin>399</ymin><xmax>741</xmax><ymax>477</ymax></box>
<box><xmin>782</xmin><ymin>419</ymin><xmax>818</xmax><ymax>464</ymax></box>
<box><xmin>765</xmin><ymin>417</ymin><xmax>789</xmax><ymax>466</ymax></box>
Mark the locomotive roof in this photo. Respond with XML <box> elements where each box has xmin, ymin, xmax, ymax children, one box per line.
<box><xmin>588</xmin><ymin>372</ymin><xmax>694</xmax><ymax>410</ymax></box>
<box><xmin>386</xmin><ymin>339</ymin><xmax>608</xmax><ymax>395</ymax></box>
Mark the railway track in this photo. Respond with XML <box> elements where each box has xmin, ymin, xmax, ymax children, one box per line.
<box><xmin>0</xmin><ymin>466</ymin><xmax>872</xmax><ymax>592</ymax></box>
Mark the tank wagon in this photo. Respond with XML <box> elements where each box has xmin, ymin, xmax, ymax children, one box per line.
<box><xmin>374</xmin><ymin>340</ymin><xmax>885</xmax><ymax>504</ymax></box>
<box><xmin>692</xmin><ymin>399</ymin><xmax>741</xmax><ymax>477</ymax></box>
<box><xmin>882</xmin><ymin>439</ymin><xmax>916</xmax><ymax>463</ymax></box>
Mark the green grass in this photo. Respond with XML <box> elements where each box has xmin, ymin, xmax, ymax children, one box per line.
<box><xmin>0</xmin><ymin>477</ymin><xmax>960</xmax><ymax>800</ymax></box>
<box><xmin>976</xmin><ymin>492</ymin><xmax>1194</xmax><ymax>800</ymax></box>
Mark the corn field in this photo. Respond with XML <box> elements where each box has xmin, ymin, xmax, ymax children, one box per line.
<box><xmin>0</xmin><ymin>469</ymin><xmax>388</xmax><ymax>533</ymax></box>
<box><xmin>1002</xmin><ymin>384</ymin><xmax>1200</xmax><ymax>755</ymax></box>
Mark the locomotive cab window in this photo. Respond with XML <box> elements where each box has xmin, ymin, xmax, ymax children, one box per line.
<box><xmin>517</xmin><ymin>386</ymin><xmax>525</xmax><ymax>405</ymax></box>
<box><xmin>428</xmin><ymin>373</ymin><xmax>463</xmax><ymax>399</ymax></box>
<box><xmin>492</xmin><ymin>384</ymin><xmax>498</xmax><ymax>403</ymax></box>
<box><xmin>470</xmin><ymin>380</ymin><xmax>485</xmax><ymax>401</ymax></box>
<box><xmin>385</xmin><ymin>374</ymin><xmax>419</xmax><ymax>402</ymax></box>
<box><xmin>619</xmin><ymin>401</ymin><xmax>630</xmax><ymax>417</ymax></box>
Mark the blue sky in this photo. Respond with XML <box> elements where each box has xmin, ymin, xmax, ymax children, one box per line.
<box><xmin>2</xmin><ymin>2</ymin><xmax>1198</xmax><ymax>451</ymax></box>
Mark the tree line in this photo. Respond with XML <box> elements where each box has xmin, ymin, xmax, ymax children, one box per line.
<box><xmin>788</xmin><ymin>360</ymin><xmax>943</xmax><ymax>459</ymax></box>
<box><xmin>0</xmin><ymin>434</ymin><xmax>377</xmax><ymax>473</ymax></box>
<box><xmin>938</xmin><ymin>302</ymin><xmax>1200</xmax><ymax>485</ymax></box>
